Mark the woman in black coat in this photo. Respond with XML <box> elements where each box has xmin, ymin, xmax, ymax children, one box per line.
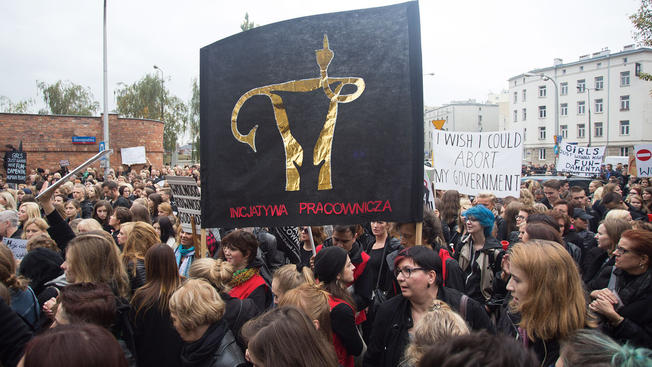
<box><xmin>590</xmin><ymin>229</ymin><xmax>652</xmax><ymax>348</ymax></box>
<box><xmin>130</xmin><ymin>244</ymin><xmax>183</xmax><ymax>367</ymax></box>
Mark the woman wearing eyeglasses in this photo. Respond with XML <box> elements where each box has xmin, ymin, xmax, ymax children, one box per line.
<box><xmin>364</xmin><ymin>246</ymin><xmax>493</xmax><ymax>367</ymax></box>
<box><xmin>589</xmin><ymin>229</ymin><xmax>652</xmax><ymax>348</ymax></box>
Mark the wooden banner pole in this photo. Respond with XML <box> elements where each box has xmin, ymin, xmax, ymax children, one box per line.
<box><xmin>415</xmin><ymin>222</ymin><xmax>423</xmax><ymax>246</ymax></box>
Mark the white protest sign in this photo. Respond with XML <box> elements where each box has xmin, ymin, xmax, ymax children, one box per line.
<box><xmin>556</xmin><ymin>143</ymin><xmax>605</xmax><ymax>177</ymax></box>
<box><xmin>432</xmin><ymin>129</ymin><xmax>523</xmax><ymax>198</ymax></box>
<box><xmin>635</xmin><ymin>144</ymin><xmax>652</xmax><ymax>177</ymax></box>
<box><xmin>121</xmin><ymin>146</ymin><xmax>147</xmax><ymax>165</ymax></box>
<box><xmin>166</xmin><ymin>176</ymin><xmax>201</xmax><ymax>234</ymax></box>
<box><xmin>3</xmin><ymin>238</ymin><xmax>28</xmax><ymax>260</ymax></box>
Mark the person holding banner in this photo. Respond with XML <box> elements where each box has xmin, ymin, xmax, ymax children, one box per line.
<box><xmin>174</xmin><ymin>229</ymin><xmax>197</xmax><ymax>278</ymax></box>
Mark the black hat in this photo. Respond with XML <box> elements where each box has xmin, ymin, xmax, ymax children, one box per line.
<box><xmin>314</xmin><ymin>246</ymin><xmax>347</xmax><ymax>283</ymax></box>
<box><xmin>572</xmin><ymin>208</ymin><xmax>594</xmax><ymax>221</ymax></box>
<box><xmin>18</xmin><ymin>248</ymin><xmax>64</xmax><ymax>295</ymax></box>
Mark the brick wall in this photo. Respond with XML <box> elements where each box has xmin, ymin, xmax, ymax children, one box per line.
<box><xmin>0</xmin><ymin>113</ymin><xmax>164</xmax><ymax>177</ymax></box>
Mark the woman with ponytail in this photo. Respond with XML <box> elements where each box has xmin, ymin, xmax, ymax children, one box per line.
<box><xmin>189</xmin><ymin>257</ymin><xmax>260</xmax><ymax>351</ymax></box>
<box><xmin>271</xmin><ymin>263</ymin><xmax>314</xmax><ymax>305</ymax></box>
<box><xmin>130</xmin><ymin>244</ymin><xmax>182</xmax><ymax>367</ymax></box>
<box><xmin>0</xmin><ymin>243</ymin><xmax>40</xmax><ymax>330</ymax></box>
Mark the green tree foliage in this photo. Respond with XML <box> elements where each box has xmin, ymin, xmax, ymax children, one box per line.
<box><xmin>189</xmin><ymin>78</ymin><xmax>200</xmax><ymax>162</ymax></box>
<box><xmin>631</xmin><ymin>0</ymin><xmax>652</xmax><ymax>82</ymax></box>
<box><xmin>37</xmin><ymin>80</ymin><xmax>99</xmax><ymax>115</ymax></box>
<box><xmin>240</xmin><ymin>12</ymin><xmax>256</xmax><ymax>31</ymax></box>
<box><xmin>115</xmin><ymin>73</ymin><xmax>187</xmax><ymax>153</ymax></box>
<box><xmin>0</xmin><ymin>96</ymin><xmax>35</xmax><ymax>113</ymax></box>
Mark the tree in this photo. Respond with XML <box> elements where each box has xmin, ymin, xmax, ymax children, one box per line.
<box><xmin>37</xmin><ymin>80</ymin><xmax>99</xmax><ymax>115</ymax></box>
<box><xmin>115</xmin><ymin>73</ymin><xmax>187</xmax><ymax>154</ymax></box>
<box><xmin>189</xmin><ymin>78</ymin><xmax>200</xmax><ymax>162</ymax></box>
<box><xmin>0</xmin><ymin>96</ymin><xmax>35</xmax><ymax>113</ymax></box>
<box><xmin>240</xmin><ymin>12</ymin><xmax>256</xmax><ymax>31</ymax></box>
<box><xmin>630</xmin><ymin>0</ymin><xmax>652</xmax><ymax>81</ymax></box>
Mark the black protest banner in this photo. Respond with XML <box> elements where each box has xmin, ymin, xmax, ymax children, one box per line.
<box><xmin>269</xmin><ymin>226</ymin><xmax>302</xmax><ymax>264</ymax></box>
<box><xmin>166</xmin><ymin>176</ymin><xmax>201</xmax><ymax>234</ymax></box>
<box><xmin>200</xmin><ymin>2</ymin><xmax>423</xmax><ymax>227</ymax></box>
<box><xmin>4</xmin><ymin>151</ymin><xmax>27</xmax><ymax>184</ymax></box>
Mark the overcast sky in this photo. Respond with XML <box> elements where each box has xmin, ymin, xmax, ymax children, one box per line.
<box><xmin>0</xmin><ymin>0</ymin><xmax>641</xmax><ymax>118</ymax></box>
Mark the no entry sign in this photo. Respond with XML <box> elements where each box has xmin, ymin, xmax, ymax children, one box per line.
<box><xmin>635</xmin><ymin>144</ymin><xmax>652</xmax><ymax>177</ymax></box>
<box><xmin>637</xmin><ymin>149</ymin><xmax>652</xmax><ymax>162</ymax></box>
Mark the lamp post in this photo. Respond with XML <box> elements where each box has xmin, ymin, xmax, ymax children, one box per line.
<box><xmin>525</xmin><ymin>72</ymin><xmax>559</xmax><ymax>163</ymax></box>
<box><xmin>102</xmin><ymin>0</ymin><xmax>110</xmax><ymax>177</ymax></box>
<box><xmin>153</xmin><ymin>65</ymin><xmax>174</xmax><ymax>166</ymax></box>
<box><xmin>577</xmin><ymin>85</ymin><xmax>592</xmax><ymax>147</ymax></box>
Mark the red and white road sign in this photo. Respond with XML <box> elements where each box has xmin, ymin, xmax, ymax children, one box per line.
<box><xmin>637</xmin><ymin>149</ymin><xmax>652</xmax><ymax>162</ymax></box>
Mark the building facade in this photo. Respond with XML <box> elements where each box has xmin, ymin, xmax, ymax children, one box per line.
<box><xmin>424</xmin><ymin>100</ymin><xmax>499</xmax><ymax>158</ymax></box>
<box><xmin>0</xmin><ymin>113</ymin><xmax>164</xmax><ymax>176</ymax></box>
<box><xmin>507</xmin><ymin>45</ymin><xmax>652</xmax><ymax>165</ymax></box>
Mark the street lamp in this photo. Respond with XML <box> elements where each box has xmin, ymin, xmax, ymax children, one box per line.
<box><xmin>525</xmin><ymin>72</ymin><xmax>559</xmax><ymax>164</ymax></box>
<box><xmin>577</xmin><ymin>85</ymin><xmax>594</xmax><ymax>147</ymax></box>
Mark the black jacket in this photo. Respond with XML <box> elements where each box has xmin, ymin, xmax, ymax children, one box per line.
<box><xmin>130</xmin><ymin>300</ymin><xmax>183</xmax><ymax>367</ymax></box>
<box><xmin>253</xmin><ymin>228</ymin><xmax>284</xmax><ymax>273</ymax></box>
<box><xmin>323</xmin><ymin>239</ymin><xmax>373</xmax><ymax>310</ymax></box>
<box><xmin>601</xmin><ymin>268</ymin><xmax>652</xmax><ymax>348</ymax></box>
<box><xmin>220</xmin><ymin>292</ymin><xmax>260</xmax><ymax>352</ymax></box>
<box><xmin>45</xmin><ymin>209</ymin><xmax>75</xmax><ymax>254</ymax></box>
<box><xmin>0</xmin><ymin>296</ymin><xmax>32</xmax><ymax>367</ymax></box>
<box><xmin>180</xmin><ymin>321</ymin><xmax>246</xmax><ymax>367</ymax></box>
<box><xmin>364</xmin><ymin>288</ymin><xmax>494</xmax><ymax>367</ymax></box>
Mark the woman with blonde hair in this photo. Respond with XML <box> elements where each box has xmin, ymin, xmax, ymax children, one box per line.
<box><xmin>60</xmin><ymin>232</ymin><xmax>130</xmax><ymax>298</ymax></box>
<box><xmin>271</xmin><ymin>263</ymin><xmax>315</xmax><ymax>305</ymax></box>
<box><xmin>22</xmin><ymin>217</ymin><xmax>50</xmax><ymax>240</ymax></box>
<box><xmin>0</xmin><ymin>191</ymin><xmax>17</xmax><ymax>211</ymax></box>
<box><xmin>169</xmin><ymin>278</ymin><xmax>245</xmax><ymax>366</ymax></box>
<box><xmin>18</xmin><ymin>202</ymin><xmax>41</xmax><ymax>231</ymax></box>
<box><xmin>76</xmin><ymin>218</ymin><xmax>104</xmax><ymax>233</ymax></box>
<box><xmin>188</xmin><ymin>257</ymin><xmax>260</xmax><ymax>350</ymax></box>
<box><xmin>502</xmin><ymin>240</ymin><xmax>593</xmax><ymax>366</ymax></box>
<box><xmin>401</xmin><ymin>300</ymin><xmax>469</xmax><ymax>367</ymax></box>
<box><xmin>121</xmin><ymin>222</ymin><xmax>159</xmax><ymax>292</ymax></box>
<box><xmin>278</xmin><ymin>283</ymin><xmax>333</xmax><ymax>343</ymax></box>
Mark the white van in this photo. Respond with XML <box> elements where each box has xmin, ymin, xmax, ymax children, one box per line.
<box><xmin>603</xmin><ymin>156</ymin><xmax>629</xmax><ymax>167</ymax></box>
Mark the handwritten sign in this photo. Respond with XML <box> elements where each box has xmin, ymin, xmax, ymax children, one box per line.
<box><xmin>3</xmin><ymin>238</ymin><xmax>28</xmax><ymax>260</ymax></box>
<box><xmin>121</xmin><ymin>146</ymin><xmax>146</xmax><ymax>165</ymax></box>
<box><xmin>5</xmin><ymin>151</ymin><xmax>27</xmax><ymax>184</ymax></box>
<box><xmin>167</xmin><ymin>176</ymin><xmax>201</xmax><ymax>234</ymax></box>
<box><xmin>556</xmin><ymin>143</ymin><xmax>605</xmax><ymax>177</ymax></box>
<box><xmin>635</xmin><ymin>144</ymin><xmax>652</xmax><ymax>177</ymax></box>
<box><xmin>432</xmin><ymin>129</ymin><xmax>524</xmax><ymax>198</ymax></box>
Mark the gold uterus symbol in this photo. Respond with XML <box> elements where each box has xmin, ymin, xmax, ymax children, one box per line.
<box><xmin>231</xmin><ymin>35</ymin><xmax>365</xmax><ymax>191</ymax></box>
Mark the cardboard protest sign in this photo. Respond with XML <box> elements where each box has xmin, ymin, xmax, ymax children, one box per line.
<box><xmin>635</xmin><ymin>144</ymin><xmax>652</xmax><ymax>177</ymax></box>
<box><xmin>200</xmin><ymin>2</ymin><xmax>424</xmax><ymax>227</ymax></box>
<box><xmin>4</xmin><ymin>151</ymin><xmax>26</xmax><ymax>184</ymax></box>
<box><xmin>432</xmin><ymin>129</ymin><xmax>523</xmax><ymax>198</ymax></box>
<box><xmin>3</xmin><ymin>237</ymin><xmax>27</xmax><ymax>261</ymax></box>
<box><xmin>556</xmin><ymin>143</ymin><xmax>605</xmax><ymax>177</ymax></box>
<box><xmin>166</xmin><ymin>176</ymin><xmax>201</xmax><ymax>234</ymax></box>
<box><xmin>121</xmin><ymin>146</ymin><xmax>147</xmax><ymax>165</ymax></box>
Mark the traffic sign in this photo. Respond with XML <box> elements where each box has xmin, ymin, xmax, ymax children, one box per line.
<box><xmin>637</xmin><ymin>148</ymin><xmax>652</xmax><ymax>162</ymax></box>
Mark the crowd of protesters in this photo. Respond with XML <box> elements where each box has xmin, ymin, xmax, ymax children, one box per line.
<box><xmin>1</xmin><ymin>161</ymin><xmax>652</xmax><ymax>367</ymax></box>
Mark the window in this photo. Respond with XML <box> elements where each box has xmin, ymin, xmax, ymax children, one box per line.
<box><xmin>578</xmin><ymin>124</ymin><xmax>586</xmax><ymax>138</ymax></box>
<box><xmin>595</xmin><ymin>76</ymin><xmax>604</xmax><ymax>90</ymax></box>
<box><xmin>561</xmin><ymin>125</ymin><xmax>568</xmax><ymax>139</ymax></box>
<box><xmin>560</xmin><ymin>82</ymin><xmax>568</xmax><ymax>95</ymax></box>
<box><xmin>620</xmin><ymin>120</ymin><xmax>630</xmax><ymax>135</ymax></box>
<box><xmin>597</xmin><ymin>62</ymin><xmax>602</xmax><ymax>68</ymax></box>
<box><xmin>578</xmin><ymin>101</ymin><xmax>585</xmax><ymax>115</ymax></box>
<box><xmin>522</xmin><ymin>108</ymin><xmax>527</xmax><ymax>121</ymax></box>
<box><xmin>577</xmin><ymin>79</ymin><xmax>586</xmax><ymax>93</ymax></box>
<box><xmin>562</xmin><ymin>69</ymin><xmax>567</xmax><ymax>74</ymax></box>
<box><xmin>513</xmin><ymin>92</ymin><xmax>518</xmax><ymax>104</ymax></box>
<box><xmin>513</xmin><ymin>110</ymin><xmax>518</xmax><ymax>122</ymax></box>
<box><xmin>620</xmin><ymin>95</ymin><xmax>630</xmax><ymax>110</ymax></box>
<box><xmin>539</xmin><ymin>105</ymin><xmax>547</xmax><ymax>118</ymax></box>
<box><xmin>620</xmin><ymin>147</ymin><xmax>630</xmax><ymax>156</ymax></box>
<box><xmin>623</xmin><ymin>57</ymin><xmax>628</xmax><ymax>64</ymax></box>
<box><xmin>560</xmin><ymin>103</ymin><xmax>568</xmax><ymax>116</ymax></box>
<box><xmin>595</xmin><ymin>122</ymin><xmax>603</xmax><ymax>137</ymax></box>
<box><xmin>579</xmin><ymin>66</ymin><xmax>584</xmax><ymax>71</ymax></box>
<box><xmin>539</xmin><ymin>127</ymin><xmax>546</xmax><ymax>140</ymax></box>
<box><xmin>595</xmin><ymin>99</ymin><xmax>603</xmax><ymax>113</ymax></box>
<box><xmin>621</xmin><ymin>71</ymin><xmax>630</xmax><ymax>86</ymax></box>
<box><xmin>539</xmin><ymin>85</ymin><xmax>547</xmax><ymax>97</ymax></box>
<box><xmin>522</xmin><ymin>89</ymin><xmax>526</xmax><ymax>102</ymax></box>
<box><xmin>539</xmin><ymin>148</ymin><xmax>546</xmax><ymax>161</ymax></box>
